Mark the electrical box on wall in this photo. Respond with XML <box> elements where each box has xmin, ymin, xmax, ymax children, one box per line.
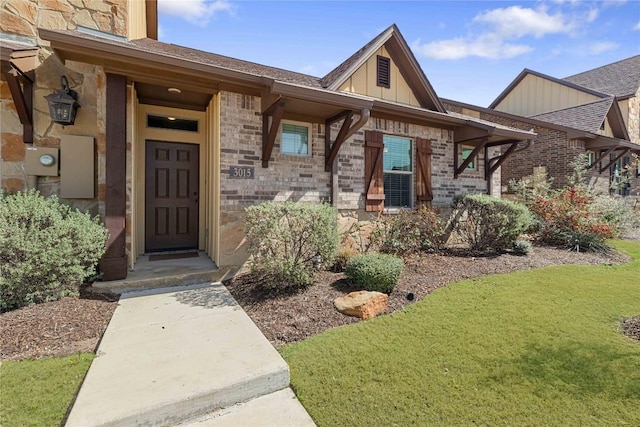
<box><xmin>25</xmin><ymin>147</ymin><xmax>60</xmax><ymax>176</ymax></box>
<box><xmin>60</xmin><ymin>135</ymin><xmax>95</xmax><ymax>198</ymax></box>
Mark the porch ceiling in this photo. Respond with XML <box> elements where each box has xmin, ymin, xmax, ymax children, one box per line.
<box><xmin>135</xmin><ymin>82</ymin><xmax>212</xmax><ymax>112</ymax></box>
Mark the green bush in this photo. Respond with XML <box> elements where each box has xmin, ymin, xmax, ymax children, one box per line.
<box><xmin>589</xmin><ymin>195</ymin><xmax>640</xmax><ymax>237</ymax></box>
<box><xmin>376</xmin><ymin>207</ymin><xmax>446</xmax><ymax>255</ymax></box>
<box><xmin>452</xmin><ymin>194</ymin><xmax>532</xmax><ymax>254</ymax></box>
<box><xmin>0</xmin><ymin>190</ymin><xmax>108</xmax><ymax>311</ymax></box>
<box><xmin>512</xmin><ymin>240</ymin><xmax>532</xmax><ymax>256</ymax></box>
<box><xmin>244</xmin><ymin>202</ymin><xmax>339</xmax><ymax>289</ymax></box>
<box><xmin>345</xmin><ymin>253</ymin><xmax>403</xmax><ymax>294</ymax></box>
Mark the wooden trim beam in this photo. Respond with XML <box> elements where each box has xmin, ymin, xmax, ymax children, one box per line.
<box><xmin>261</xmin><ymin>101</ymin><xmax>284</xmax><ymax>168</ymax></box>
<box><xmin>325</xmin><ymin>111</ymin><xmax>353</xmax><ymax>171</ymax></box>
<box><xmin>600</xmin><ymin>148</ymin><xmax>630</xmax><ymax>174</ymax></box>
<box><xmin>588</xmin><ymin>146</ymin><xmax>617</xmax><ymax>170</ymax></box>
<box><xmin>145</xmin><ymin>0</ymin><xmax>158</xmax><ymax>40</ymax></box>
<box><xmin>455</xmin><ymin>138</ymin><xmax>487</xmax><ymax>178</ymax></box>
<box><xmin>2</xmin><ymin>65</ymin><xmax>33</xmax><ymax>143</ymax></box>
<box><xmin>100</xmin><ymin>73</ymin><xmax>128</xmax><ymax>281</ymax></box>
<box><xmin>487</xmin><ymin>141</ymin><xmax>519</xmax><ymax>180</ymax></box>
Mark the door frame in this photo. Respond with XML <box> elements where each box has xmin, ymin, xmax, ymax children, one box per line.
<box><xmin>135</xmin><ymin>104</ymin><xmax>207</xmax><ymax>256</ymax></box>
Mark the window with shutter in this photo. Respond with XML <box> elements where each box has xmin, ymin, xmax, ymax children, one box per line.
<box><xmin>376</xmin><ymin>56</ymin><xmax>390</xmax><ymax>88</ymax></box>
<box><xmin>383</xmin><ymin>135</ymin><xmax>412</xmax><ymax>208</ymax></box>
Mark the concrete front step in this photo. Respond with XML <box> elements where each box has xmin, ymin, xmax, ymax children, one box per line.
<box><xmin>178</xmin><ymin>388</ymin><xmax>316</xmax><ymax>427</ymax></box>
<box><xmin>91</xmin><ymin>252</ymin><xmax>239</xmax><ymax>294</ymax></box>
<box><xmin>65</xmin><ymin>283</ymin><xmax>292</xmax><ymax>427</ymax></box>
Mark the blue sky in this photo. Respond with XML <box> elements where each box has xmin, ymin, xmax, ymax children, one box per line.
<box><xmin>158</xmin><ymin>0</ymin><xmax>640</xmax><ymax>106</ymax></box>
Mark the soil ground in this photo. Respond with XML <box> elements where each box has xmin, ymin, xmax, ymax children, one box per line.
<box><xmin>2</xmin><ymin>243</ymin><xmax>638</xmax><ymax>361</ymax></box>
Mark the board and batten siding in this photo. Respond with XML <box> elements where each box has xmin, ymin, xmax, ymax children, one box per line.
<box><xmin>495</xmin><ymin>74</ymin><xmax>602</xmax><ymax>117</ymax></box>
<box><xmin>339</xmin><ymin>46</ymin><xmax>420</xmax><ymax>107</ymax></box>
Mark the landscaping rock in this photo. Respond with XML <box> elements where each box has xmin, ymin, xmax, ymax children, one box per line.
<box><xmin>334</xmin><ymin>291</ymin><xmax>388</xmax><ymax>320</ymax></box>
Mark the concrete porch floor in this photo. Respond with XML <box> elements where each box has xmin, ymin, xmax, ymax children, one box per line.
<box><xmin>92</xmin><ymin>251</ymin><xmax>239</xmax><ymax>294</ymax></box>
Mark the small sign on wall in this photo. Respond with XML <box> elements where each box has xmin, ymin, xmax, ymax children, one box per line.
<box><xmin>229</xmin><ymin>166</ymin><xmax>255</xmax><ymax>179</ymax></box>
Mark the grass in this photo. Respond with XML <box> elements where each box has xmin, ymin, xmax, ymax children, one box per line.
<box><xmin>0</xmin><ymin>353</ymin><xmax>94</xmax><ymax>427</ymax></box>
<box><xmin>281</xmin><ymin>240</ymin><xmax>640</xmax><ymax>426</ymax></box>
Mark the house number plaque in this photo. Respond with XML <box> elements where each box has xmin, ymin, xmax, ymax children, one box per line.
<box><xmin>229</xmin><ymin>166</ymin><xmax>255</xmax><ymax>179</ymax></box>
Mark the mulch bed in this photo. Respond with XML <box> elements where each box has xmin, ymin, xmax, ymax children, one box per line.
<box><xmin>0</xmin><ymin>290</ymin><xmax>118</xmax><ymax>361</ymax></box>
<box><xmin>1</xmin><ymin>243</ymin><xmax>636</xmax><ymax>361</ymax></box>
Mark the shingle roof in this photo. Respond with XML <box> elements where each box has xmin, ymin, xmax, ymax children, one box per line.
<box><xmin>528</xmin><ymin>98</ymin><xmax>614</xmax><ymax>133</ymax></box>
<box><xmin>563</xmin><ymin>55</ymin><xmax>640</xmax><ymax>98</ymax></box>
<box><xmin>128</xmin><ymin>38</ymin><xmax>323</xmax><ymax>88</ymax></box>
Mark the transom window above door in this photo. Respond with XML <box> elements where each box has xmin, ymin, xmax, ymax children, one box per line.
<box><xmin>383</xmin><ymin>135</ymin><xmax>412</xmax><ymax>208</ymax></box>
<box><xmin>147</xmin><ymin>114</ymin><xmax>199</xmax><ymax>132</ymax></box>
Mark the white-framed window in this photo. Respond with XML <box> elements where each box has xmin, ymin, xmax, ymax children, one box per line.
<box><xmin>587</xmin><ymin>151</ymin><xmax>596</xmax><ymax>167</ymax></box>
<box><xmin>281</xmin><ymin>121</ymin><xmax>310</xmax><ymax>156</ymax></box>
<box><xmin>462</xmin><ymin>146</ymin><xmax>475</xmax><ymax>169</ymax></box>
<box><xmin>383</xmin><ymin>135</ymin><xmax>412</xmax><ymax>208</ymax></box>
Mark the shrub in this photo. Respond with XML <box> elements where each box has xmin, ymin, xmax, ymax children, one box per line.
<box><xmin>512</xmin><ymin>240</ymin><xmax>532</xmax><ymax>256</ymax></box>
<box><xmin>345</xmin><ymin>253</ymin><xmax>403</xmax><ymax>294</ymax></box>
<box><xmin>589</xmin><ymin>195</ymin><xmax>640</xmax><ymax>237</ymax></box>
<box><xmin>244</xmin><ymin>202</ymin><xmax>339</xmax><ymax>289</ymax></box>
<box><xmin>0</xmin><ymin>190</ymin><xmax>108</xmax><ymax>311</ymax></box>
<box><xmin>332</xmin><ymin>246</ymin><xmax>358</xmax><ymax>273</ymax></box>
<box><xmin>529</xmin><ymin>186</ymin><xmax>613</xmax><ymax>252</ymax></box>
<box><xmin>375</xmin><ymin>207</ymin><xmax>446</xmax><ymax>255</ymax></box>
<box><xmin>451</xmin><ymin>194</ymin><xmax>532</xmax><ymax>253</ymax></box>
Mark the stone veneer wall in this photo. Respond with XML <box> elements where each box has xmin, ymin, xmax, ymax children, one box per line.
<box><xmin>1</xmin><ymin>0</ymin><xmax>132</xmax><ymax>257</ymax></box>
<box><xmin>628</xmin><ymin>88</ymin><xmax>639</xmax><ymax>145</ymax></box>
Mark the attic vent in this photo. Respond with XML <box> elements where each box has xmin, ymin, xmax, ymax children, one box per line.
<box><xmin>376</xmin><ymin>55</ymin><xmax>390</xmax><ymax>88</ymax></box>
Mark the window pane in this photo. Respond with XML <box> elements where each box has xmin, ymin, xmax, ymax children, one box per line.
<box><xmin>383</xmin><ymin>136</ymin><xmax>412</xmax><ymax>172</ymax></box>
<box><xmin>147</xmin><ymin>115</ymin><xmax>198</xmax><ymax>132</ymax></box>
<box><xmin>384</xmin><ymin>173</ymin><xmax>411</xmax><ymax>207</ymax></box>
<box><xmin>462</xmin><ymin>147</ymin><xmax>475</xmax><ymax>169</ymax></box>
<box><xmin>282</xmin><ymin>124</ymin><xmax>309</xmax><ymax>155</ymax></box>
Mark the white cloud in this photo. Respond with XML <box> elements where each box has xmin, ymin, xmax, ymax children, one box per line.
<box><xmin>412</xmin><ymin>34</ymin><xmax>532</xmax><ymax>60</ymax></box>
<box><xmin>634</xmin><ymin>20</ymin><xmax>640</xmax><ymax>30</ymax></box>
<box><xmin>585</xmin><ymin>8</ymin><xmax>599</xmax><ymax>23</ymax></box>
<box><xmin>473</xmin><ymin>6</ymin><xmax>572</xmax><ymax>38</ymax></box>
<box><xmin>586</xmin><ymin>41</ymin><xmax>619</xmax><ymax>54</ymax></box>
<box><xmin>158</xmin><ymin>0</ymin><xmax>234</xmax><ymax>26</ymax></box>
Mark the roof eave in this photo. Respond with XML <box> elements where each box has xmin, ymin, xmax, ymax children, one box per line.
<box><xmin>271</xmin><ymin>81</ymin><xmax>374</xmax><ymax>110</ymax></box>
<box><xmin>39</xmin><ymin>28</ymin><xmax>267</xmax><ymax>88</ymax></box>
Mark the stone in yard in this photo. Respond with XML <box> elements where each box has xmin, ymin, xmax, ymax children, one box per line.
<box><xmin>334</xmin><ymin>291</ymin><xmax>388</xmax><ymax>320</ymax></box>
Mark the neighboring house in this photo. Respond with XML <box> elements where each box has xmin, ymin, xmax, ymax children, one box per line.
<box><xmin>474</xmin><ymin>57</ymin><xmax>640</xmax><ymax>195</ymax></box>
<box><xmin>1</xmin><ymin>0</ymin><xmax>533</xmax><ymax>281</ymax></box>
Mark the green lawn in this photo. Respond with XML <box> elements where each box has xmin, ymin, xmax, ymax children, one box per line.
<box><xmin>282</xmin><ymin>241</ymin><xmax>640</xmax><ymax>426</ymax></box>
<box><xmin>0</xmin><ymin>353</ymin><xmax>94</xmax><ymax>427</ymax></box>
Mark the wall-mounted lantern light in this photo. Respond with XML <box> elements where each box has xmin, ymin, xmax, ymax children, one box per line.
<box><xmin>44</xmin><ymin>76</ymin><xmax>80</xmax><ymax>126</ymax></box>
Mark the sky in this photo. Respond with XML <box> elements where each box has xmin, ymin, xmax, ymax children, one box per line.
<box><xmin>157</xmin><ymin>0</ymin><xmax>640</xmax><ymax>107</ymax></box>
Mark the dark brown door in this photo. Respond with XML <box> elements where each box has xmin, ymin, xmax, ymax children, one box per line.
<box><xmin>145</xmin><ymin>140</ymin><xmax>199</xmax><ymax>252</ymax></box>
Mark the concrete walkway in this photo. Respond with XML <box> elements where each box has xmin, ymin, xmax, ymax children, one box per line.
<box><xmin>66</xmin><ymin>283</ymin><xmax>315</xmax><ymax>427</ymax></box>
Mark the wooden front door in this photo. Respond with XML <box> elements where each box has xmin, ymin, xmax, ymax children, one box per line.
<box><xmin>145</xmin><ymin>140</ymin><xmax>199</xmax><ymax>252</ymax></box>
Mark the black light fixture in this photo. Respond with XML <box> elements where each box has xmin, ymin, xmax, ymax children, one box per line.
<box><xmin>44</xmin><ymin>76</ymin><xmax>80</xmax><ymax>126</ymax></box>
